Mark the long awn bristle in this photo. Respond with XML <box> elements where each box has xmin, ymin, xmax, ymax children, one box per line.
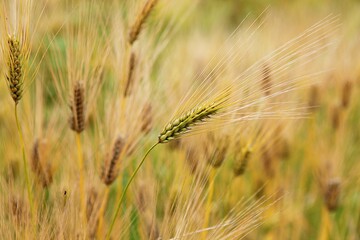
<box><xmin>6</xmin><ymin>36</ymin><xmax>23</xmax><ymax>104</ymax></box>
<box><xmin>69</xmin><ymin>81</ymin><xmax>86</xmax><ymax>133</ymax></box>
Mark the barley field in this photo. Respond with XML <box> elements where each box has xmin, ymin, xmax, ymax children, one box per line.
<box><xmin>0</xmin><ymin>0</ymin><xmax>359</xmax><ymax>239</ymax></box>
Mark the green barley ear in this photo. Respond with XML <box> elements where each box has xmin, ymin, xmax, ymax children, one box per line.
<box><xmin>69</xmin><ymin>81</ymin><xmax>86</xmax><ymax>133</ymax></box>
<box><xmin>158</xmin><ymin>92</ymin><xmax>229</xmax><ymax>143</ymax></box>
<box><xmin>6</xmin><ymin>36</ymin><xmax>23</xmax><ymax>104</ymax></box>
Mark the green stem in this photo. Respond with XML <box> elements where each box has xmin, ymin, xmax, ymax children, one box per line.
<box><xmin>106</xmin><ymin>142</ymin><xmax>159</xmax><ymax>240</ymax></box>
<box><xmin>14</xmin><ymin>105</ymin><xmax>35</xmax><ymax>220</ymax></box>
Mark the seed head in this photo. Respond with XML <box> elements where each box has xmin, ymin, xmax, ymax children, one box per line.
<box><xmin>129</xmin><ymin>0</ymin><xmax>158</xmax><ymax>44</ymax></box>
<box><xmin>341</xmin><ymin>80</ymin><xmax>352</xmax><ymax>109</ymax></box>
<box><xmin>124</xmin><ymin>52</ymin><xmax>136</xmax><ymax>97</ymax></box>
<box><xmin>324</xmin><ymin>178</ymin><xmax>341</xmax><ymax>211</ymax></box>
<box><xmin>101</xmin><ymin>135</ymin><xmax>126</xmax><ymax>185</ymax></box>
<box><xmin>207</xmin><ymin>139</ymin><xmax>228</xmax><ymax>169</ymax></box>
<box><xmin>6</xmin><ymin>36</ymin><xmax>23</xmax><ymax>104</ymax></box>
<box><xmin>69</xmin><ymin>81</ymin><xmax>86</xmax><ymax>133</ymax></box>
<box><xmin>158</xmin><ymin>100</ymin><xmax>225</xmax><ymax>143</ymax></box>
<box><xmin>31</xmin><ymin>139</ymin><xmax>53</xmax><ymax>188</ymax></box>
<box><xmin>140</xmin><ymin>102</ymin><xmax>153</xmax><ymax>134</ymax></box>
<box><xmin>234</xmin><ymin>146</ymin><xmax>252</xmax><ymax>176</ymax></box>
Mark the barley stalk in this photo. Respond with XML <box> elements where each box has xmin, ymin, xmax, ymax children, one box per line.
<box><xmin>14</xmin><ymin>105</ymin><xmax>34</xmax><ymax>222</ymax></box>
<box><xmin>96</xmin><ymin>187</ymin><xmax>110</xmax><ymax>239</ymax></box>
<box><xmin>7</xmin><ymin>35</ymin><xmax>35</xmax><ymax>225</ymax></box>
<box><xmin>106</xmin><ymin>142</ymin><xmax>159</xmax><ymax>240</ymax></box>
<box><xmin>75</xmin><ymin>133</ymin><xmax>86</xmax><ymax>225</ymax></box>
<box><xmin>68</xmin><ymin>80</ymin><xmax>87</xmax><ymax>224</ymax></box>
<box><xmin>107</xmin><ymin>96</ymin><xmax>227</xmax><ymax>238</ymax></box>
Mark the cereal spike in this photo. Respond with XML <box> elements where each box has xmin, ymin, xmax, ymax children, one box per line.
<box><xmin>69</xmin><ymin>81</ymin><xmax>86</xmax><ymax>133</ymax></box>
<box><xmin>129</xmin><ymin>0</ymin><xmax>158</xmax><ymax>44</ymax></box>
<box><xmin>6</xmin><ymin>36</ymin><xmax>23</xmax><ymax>104</ymax></box>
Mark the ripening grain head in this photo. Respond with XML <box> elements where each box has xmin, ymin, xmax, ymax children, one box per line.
<box><xmin>157</xmin><ymin>14</ymin><xmax>338</xmax><ymax>146</ymax></box>
<box><xmin>49</xmin><ymin>1</ymin><xmax>110</xmax><ymax>131</ymax></box>
<box><xmin>0</xmin><ymin>0</ymin><xmax>33</xmax><ymax>104</ymax></box>
<box><xmin>5</xmin><ymin>36</ymin><xmax>23</xmax><ymax>104</ymax></box>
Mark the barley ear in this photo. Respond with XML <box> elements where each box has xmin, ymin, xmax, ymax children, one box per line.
<box><xmin>69</xmin><ymin>81</ymin><xmax>86</xmax><ymax>133</ymax></box>
<box><xmin>124</xmin><ymin>52</ymin><xmax>136</xmax><ymax>97</ymax></box>
<box><xmin>233</xmin><ymin>146</ymin><xmax>253</xmax><ymax>176</ymax></box>
<box><xmin>6</xmin><ymin>36</ymin><xmax>23</xmax><ymax>104</ymax></box>
<box><xmin>31</xmin><ymin>139</ymin><xmax>53</xmax><ymax>188</ymax></box>
<box><xmin>324</xmin><ymin>178</ymin><xmax>341</xmax><ymax>211</ymax></box>
<box><xmin>129</xmin><ymin>0</ymin><xmax>158</xmax><ymax>44</ymax></box>
<box><xmin>101</xmin><ymin>136</ymin><xmax>126</xmax><ymax>186</ymax></box>
<box><xmin>158</xmin><ymin>98</ymin><xmax>226</xmax><ymax>143</ymax></box>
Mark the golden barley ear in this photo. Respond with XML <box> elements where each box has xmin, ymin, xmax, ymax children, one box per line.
<box><xmin>262</xmin><ymin>149</ymin><xmax>275</xmax><ymax>178</ymax></box>
<box><xmin>140</xmin><ymin>102</ymin><xmax>153</xmax><ymax>134</ymax></box>
<box><xmin>206</xmin><ymin>136</ymin><xmax>228</xmax><ymax>168</ymax></box>
<box><xmin>86</xmin><ymin>187</ymin><xmax>100</xmax><ymax>238</ymax></box>
<box><xmin>101</xmin><ymin>135</ymin><xmax>126</xmax><ymax>185</ymax></box>
<box><xmin>11</xmin><ymin>195</ymin><xmax>26</xmax><ymax>225</ymax></box>
<box><xmin>124</xmin><ymin>52</ymin><xmax>136</xmax><ymax>97</ymax></box>
<box><xmin>341</xmin><ymin>80</ymin><xmax>352</xmax><ymax>109</ymax></box>
<box><xmin>129</xmin><ymin>0</ymin><xmax>158</xmax><ymax>44</ymax></box>
<box><xmin>69</xmin><ymin>81</ymin><xmax>86</xmax><ymax>133</ymax></box>
<box><xmin>86</xmin><ymin>187</ymin><xmax>98</xmax><ymax>222</ymax></box>
<box><xmin>330</xmin><ymin>104</ymin><xmax>342</xmax><ymax>130</ymax></box>
<box><xmin>31</xmin><ymin>139</ymin><xmax>53</xmax><ymax>188</ymax></box>
<box><xmin>308</xmin><ymin>85</ymin><xmax>320</xmax><ymax>111</ymax></box>
<box><xmin>6</xmin><ymin>36</ymin><xmax>23</xmax><ymax>104</ymax></box>
<box><xmin>5</xmin><ymin>160</ymin><xmax>20</xmax><ymax>183</ymax></box>
<box><xmin>185</xmin><ymin>147</ymin><xmax>199</xmax><ymax>174</ymax></box>
<box><xmin>233</xmin><ymin>146</ymin><xmax>252</xmax><ymax>176</ymax></box>
<box><xmin>324</xmin><ymin>178</ymin><xmax>341</xmax><ymax>211</ymax></box>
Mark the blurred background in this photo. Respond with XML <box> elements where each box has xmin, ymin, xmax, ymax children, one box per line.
<box><xmin>0</xmin><ymin>0</ymin><xmax>359</xmax><ymax>239</ymax></box>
